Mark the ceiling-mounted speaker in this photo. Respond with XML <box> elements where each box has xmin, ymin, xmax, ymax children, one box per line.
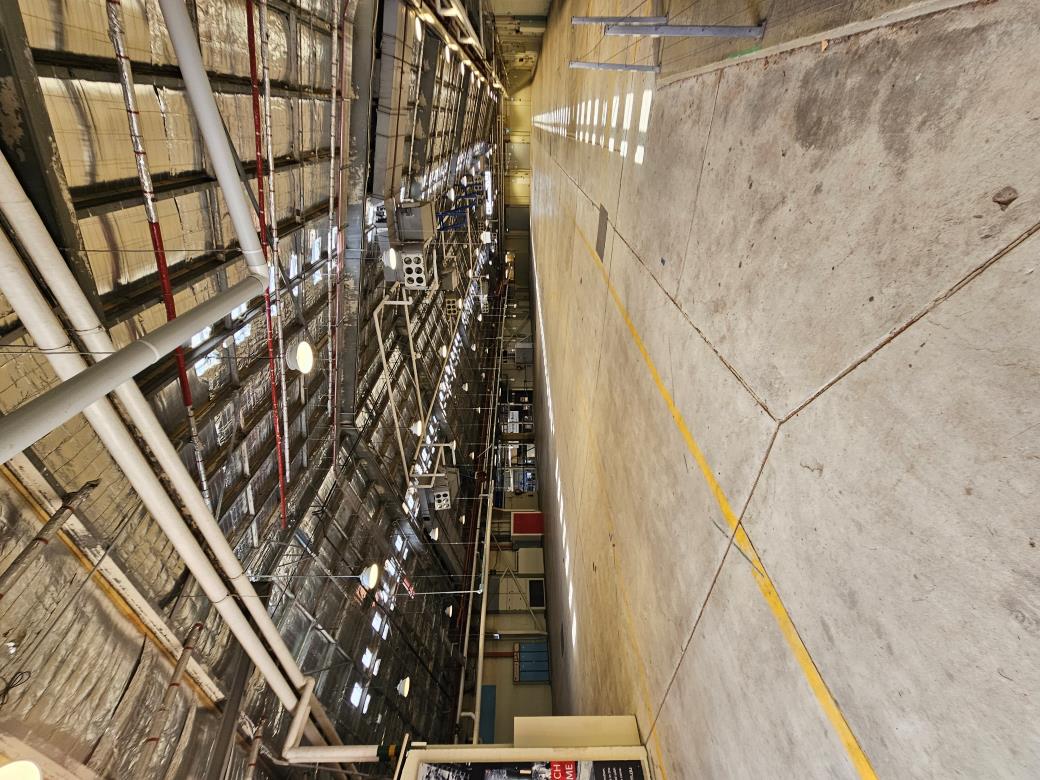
<box><xmin>401</xmin><ymin>244</ymin><xmax>429</xmax><ymax>290</ymax></box>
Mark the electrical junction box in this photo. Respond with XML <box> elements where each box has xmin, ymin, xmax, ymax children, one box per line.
<box><xmin>394</xmin><ymin>200</ymin><xmax>436</xmax><ymax>243</ymax></box>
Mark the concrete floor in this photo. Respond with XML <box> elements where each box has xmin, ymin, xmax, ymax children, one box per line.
<box><xmin>529</xmin><ymin>0</ymin><xmax>1040</xmax><ymax>777</ymax></box>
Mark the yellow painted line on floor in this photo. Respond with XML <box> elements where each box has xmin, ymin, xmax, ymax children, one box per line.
<box><xmin>572</xmin><ymin>219</ymin><xmax>879</xmax><ymax>780</ymax></box>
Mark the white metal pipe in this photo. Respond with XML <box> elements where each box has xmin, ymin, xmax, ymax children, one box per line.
<box><xmin>0</xmin><ymin>227</ymin><xmax>300</xmax><ymax>714</ymax></box>
<box><xmin>140</xmin><ymin>621</ymin><xmax>204</xmax><ymax>776</ymax></box>
<box><xmin>244</xmin><ymin>722</ymin><xmax>263</xmax><ymax>780</ymax></box>
<box><xmin>0</xmin><ymin>153</ymin><xmax>332</xmax><ymax>746</ymax></box>
<box><xmin>0</xmin><ymin>481</ymin><xmax>97</xmax><ymax>601</ymax></box>
<box><xmin>0</xmin><ymin>277</ymin><xmax>263</xmax><ymax>463</ymax></box>
<box><xmin>568</xmin><ymin>61</ymin><xmax>661</xmax><ymax>73</ymax></box>
<box><xmin>157</xmin><ymin>0</ymin><xmax>268</xmax><ymax>275</ymax></box>
<box><xmin>571</xmin><ymin>15</ymin><xmax>667</xmax><ymax>24</ymax></box>
<box><xmin>469</xmin><ymin>289</ymin><xmax>506</xmax><ymax>744</ymax></box>
<box><xmin>283</xmin><ymin>745</ymin><xmax>382</xmax><ymax>763</ymax></box>
<box><xmin>284</xmin><ymin>676</ymin><xmax>316</xmax><ymax>753</ymax></box>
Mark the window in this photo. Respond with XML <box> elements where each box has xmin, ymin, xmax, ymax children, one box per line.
<box><xmin>350</xmin><ymin>682</ymin><xmax>363</xmax><ymax>707</ymax></box>
<box><xmin>529</xmin><ymin>579</ymin><xmax>546</xmax><ymax>609</ymax></box>
<box><xmin>371</xmin><ymin>612</ymin><xmax>383</xmax><ymax>633</ymax></box>
<box><xmin>189</xmin><ymin>326</ymin><xmax>221</xmax><ymax>376</ymax></box>
<box><xmin>363</xmin><ymin>693</ymin><xmax>371</xmax><ymax>713</ymax></box>
<box><xmin>189</xmin><ymin>326</ymin><xmax>212</xmax><ymax>349</ymax></box>
<box><xmin>232</xmin><ymin>320</ymin><xmax>251</xmax><ymax>346</ymax></box>
<box><xmin>361</xmin><ymin>648</ymin><xmax>375</xmax><ymax>669</ymax></box>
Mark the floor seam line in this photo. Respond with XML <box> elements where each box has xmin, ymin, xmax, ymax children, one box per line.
<box><xmin>609</xmin><ymin>218</ymin><xmax>779</xmax><ymax>421</ymax></box>
<box><xmin>673</xmin><ymin>68</ymin><xmax>723</xmax><ymax>297</ymax></box>
<box><xmin>782</xmin><ymin>216</ymin><xmax>1040</xmax><ymax>422</ymax></box>
<box><xmin>543</xmin><ymin>145</ymin><xmax>778</xmax><ymax>421</ymax></box>
<box><xmin>646</xmin><ymin>422</ymin><xmax>780</xmax><ymax>738</ymax></box>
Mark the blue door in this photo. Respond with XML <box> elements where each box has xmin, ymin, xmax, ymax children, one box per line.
<box><xmin>478</xmin><ymin>684</ymin><xmax>496</xmax><ymax>743</ymax></box>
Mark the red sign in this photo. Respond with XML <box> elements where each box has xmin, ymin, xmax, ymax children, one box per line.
<box><xmin>512</xmin><ymin>511</ymin><xmax>544</xmax><ymax>535</ymax></box>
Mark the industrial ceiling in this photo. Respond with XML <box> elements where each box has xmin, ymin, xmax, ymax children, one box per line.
<box><xmin>0</xmin><ymin>0</ymin><xmax>516</xmax><ymax>774</ymax></box>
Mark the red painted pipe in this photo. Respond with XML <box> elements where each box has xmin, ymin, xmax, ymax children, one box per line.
<box><xmin>246</xmin><ymin>0</ymin><xmax>288</xmax><ymax>528</ymax></box>
<box><xmin>107</xmin><ymin>0</ymin><xmax>211</xmax><ymax>506</ymax></box>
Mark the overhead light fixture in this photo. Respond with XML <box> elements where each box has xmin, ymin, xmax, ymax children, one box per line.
<box><xmin>397</xmin><ymin>677</ymin><xmax>411</xmax><ymax>697</ymax></box>
<box><xmin>459</xmin><ymin>514</ymin><xmax>466</xmax><ymax>524</ymax></box>
<box><xmin>480</xmin><ymin>231</ymin><xmax>492</xmax><ymax>244</ymax></box>
<box><xmin>382</xmin><ymin>247</ymin><xmax>399</xmax><ymax>269</ymax></box>
<box><xmin>359</xmin><ymin>563</ymin><xmax>381</xmax><ymax>590</ymax></box>
<box><xmin>286</xmin><ymin>340</ymin><xmax>314</xmax><ymax>374</ymax></box>
<box><xmin>410</xmin><ymin>420</ymin><xmax>423</xmax><ymax>436</ymax></box>
<box><xmin>444</xmin><ymin>46</ymin><xmax>451</xmax><ymax>63</ymax></box>
<box><xmin>445</xmin><ymin>604</ymin><xmax>454</xmax><ymax>618</ymax></box>
<box><xmin>470</xmin><ymin>344</ymin><xmax>476</xmax><ymax>352</ymax></box>
<box><xmin>462</xmin><ymin>382</ymin><xmax>469</xmax><ymax>391</ymax></box>
<box><xmin>439</xmin><ymin>345</ymin><xmax>448</xmax><ymax>358</ymax></box>
<box><xmin>477</xmin><ymin>314</ymin><xmax>483</xmax><ymax>322</ymax></box>
<box><xmin>430</xmin><ymin>527</ymin><xmax>440</xmax><ymax>541</ymax></box>
<box><xmin>0</xmin><ymin>762</ymin><xmax>42</xmax><ymax>780</ymax></box>
<box><xmin>414</xmin><ymin>16</ymin><xmax>423</xmax><ymax>41</ymax></box>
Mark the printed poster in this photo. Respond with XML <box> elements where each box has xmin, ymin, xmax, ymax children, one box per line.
<box><xmin>418</xmin><ymin>760</ymin><xmax>644</xmax><ymax>780</ymax></box>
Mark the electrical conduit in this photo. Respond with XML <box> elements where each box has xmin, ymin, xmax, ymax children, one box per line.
<box><xmin>245</xmin><ymin>0</ymin><xmax>289</xmax><ymax>529</ymax></box>
<box><xmin>106</xmin><ymin>0</ymin><xmax>213</xmax><ymax>510</ymax></box>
